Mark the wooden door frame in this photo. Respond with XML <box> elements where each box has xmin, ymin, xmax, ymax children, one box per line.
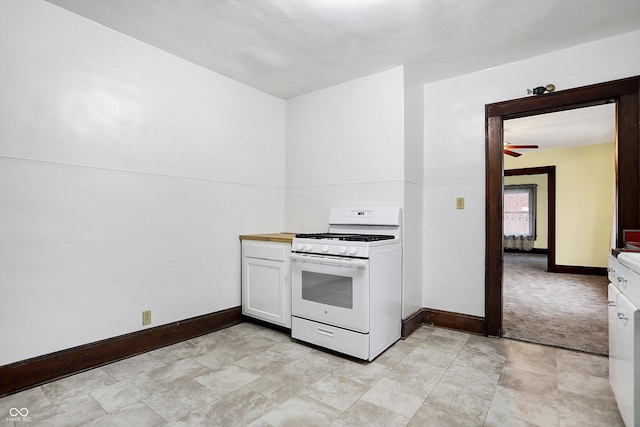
<box><xmin>504</xmin><ymin>166</ymin><xmax>556</xmax><ymax>272</ymax></box>
<box><xmin>485</xmin><ymin>76</ymin><xmax>640</xmax><ymax>337</ymax></box>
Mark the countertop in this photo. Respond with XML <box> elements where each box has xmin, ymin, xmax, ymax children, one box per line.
<box><xmin>239</xmin><ymin>233</ymin><xmax>298</xmax><ymax>243</ymax></box>
<box><xmin>618</xmin><ymin>251</ymin><xmax>640</xmax><ymax>275</ymax></box>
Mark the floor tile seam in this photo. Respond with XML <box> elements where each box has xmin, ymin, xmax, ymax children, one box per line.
<box><xmin>437</xmin><ymin>370</ymin><xmax>501</xmax><ymax>398</ymax></box>
<box><xmin>410</xmin><ymin>366</ymin><xmax>447</xmax><ymax>413</ymax></box>
<box><xmin>502</xmin><ymin>360</ymin><xmax>558</xmax><ymax>379</ymax></box>
<box><xmin>459</xmin><ymin>343</ymin><xmax>510</xmax><ymax>362</ymax></box>
<box><xmin>139</xmin><ymin>392</ymin><xmax>185</xmax><ymax>424</ymax></box>
<box><xmin>498</xmin><ymin>370</ymin><xmax>560</xmax><ymax>400</ymax></box>
<box><xmin>556</xmin><ymin>390</ymin><xmax>618</xmax><ymax>406</ymax></box>
<box><xmin>185</xmin><ymin>355</ymin><xmax>222</xmax><ymax>376</ymax></box>
<box><xmin>171</xmin><ymin>385</ymin><xmax>223</xmax><ymax>417</ymax></box>
<box><xmin>102</xmin><ymin>401</ymin><xmax>159</xmax><ymax>423</ymax></box>
<box><xmin>299</xmin><ymin>389</ymin><xmax>364</xmax><ymax>421</ymax></box>
<box><xmin>250</xmin><ymin>388</ymin><xmax>282</xmax><ymax>413</ymax></box>
<box><xmin>39</xmin><ymin>382</ymin><xmax>79</xmax><ymax>407</ymax></box>
<box><xmin>485</xmin><ymin>390</ymin><xmax>556</xmax><ymax>427</ymax></box>
<box><xmin>44</xmin><ymin>391</ymin><xmax>107</xmax><ymax>424</ymax></box>
<box><xmin>100</xmin><ymin>364</ymin><xmax>127</xmax><ymax>384</ymax></box>
<box><xmin>39</xmin><ymin>386</ymin><xmax>55</xmax><ymax>408</ymax></box>
<box><xmin>493</xmin><ymin>383</ymin><xmax>562</xmax><ymax>414</ymax></box>
<box><xmin>499</xmin><ymin>364</ymin><xmax>560</xmax><ymax>387</ymax></box>
<box><xmin>404</xmin><ymin>395</ymin><xmax>429</xmax><ymax>421</ymax></box>
<box><xmin>81</xmin><ymin>391</ymin><xmax>117</xmax><ymax>422</ymax></box>
<box><xmin>88</xmin><ymin>375</ymin><xmax>158</xmax><ymax>415</ymax></box>
<box><xmin>556</xmin><ymin>370</ymin><xmax>613</xmax><ymax>390</ymax></box>
<box><xmin>359</xmin><ymin>386</ymin><xmax>427</xmax><ymax>421</ymax></box>
<box><xmin>557</xmin><ymin>387</ymin><xmax>619</xmax><ymax>405</ymax></box>
<box><xmin>422</xmin><ymin>395</ymin><xmax>492</xmax><ymax>425</ymax></box>
<box><xmin>420</xmin><ymin>340</ymin><xmax>469</xmax><ymax>357</ymax></box>
<box><xmin>411</xmin><ymin>346</ymin><xmax>458</xmax><ymax>369</ymax></box>
<box><xmin>265</xmin><ymin>393</ymin><xmax>343</xmax><ymax>426</ymax></box>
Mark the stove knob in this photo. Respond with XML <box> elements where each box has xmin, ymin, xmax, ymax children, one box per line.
<box><xmin>338</xmin><ymin>246</ymin><xmax>347</xmax><ymax>254</ymax></box>
<box><xmin>321</xmin><ymin>245</ymin><xmax>329</xmax><ymax>253</ymax></box>
<box><xmin>348</xmin><ymin>247</ymin><xmax>357</xmax><ymax>256</ymax></box>
<box><xmin>296</xmin><ymin>243</ymin><xmax>305</xmax><ymax>251</ymax></box>
<box><xmin>304</xmin><ymin>244</ymin><xmax>313</xmax><ymax>252</ymax></box>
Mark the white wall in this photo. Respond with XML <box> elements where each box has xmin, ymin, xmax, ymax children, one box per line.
<box><xmin>285</xmin><ymin>67</ymin><xmax>405</xmax><ymax>232</ymax></box>
<box><xmin>4</xmin><ymin>1</ymin><xmax>638</xmax><ymax>368</ymax></box>
<box><xmin>402</xmin><ymin>67</ymin><xmax>424</xmax><ymax>319</ymax></box>
<box><xmin>0</xmin><ymin>0</ymin><xmax>285</xmax><ymax>365</ymax></box>
<box><xmin>423</xmin><ymin>29</ymin><xmax>640</xmax><ymax>316</ymax></box>
<box><xmin>285</xmin><ymin>67</ymin><xmax>421</xmax><ymax>316</ymax></box>
<box><xmin>505</xmin><ymin>143</ymin><xmax>615</xmax><ymax>267</ymax></box>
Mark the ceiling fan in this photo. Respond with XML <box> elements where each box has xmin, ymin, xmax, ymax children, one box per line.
<box><xmin>503</xmin><ymin>144</ymin><xmax>539</xmax><ymax>157</ymax></box>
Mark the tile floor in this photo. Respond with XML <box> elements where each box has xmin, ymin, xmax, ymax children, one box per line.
<box><xmin>0</xmin><ymin>323</ymin><xmax>625</xmax><ymax>426</ymax></box>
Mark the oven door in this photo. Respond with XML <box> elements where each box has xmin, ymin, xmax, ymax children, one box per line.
<box><xmin>290</xmin><ymin>253</ymin><xmax>369</xmax><ymax>333</ymax></box>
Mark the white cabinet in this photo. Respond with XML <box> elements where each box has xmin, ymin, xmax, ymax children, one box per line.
<box><xmin>608</xmin><ymin>255</ymin><xmax>640</xmax><ymax>427</ymax></box>
<box><xmin>241</xmin><ymin>239</ymin><xmax>291</xmax><ymax>328</ymax></box>
<box><xmin>608</xmin><ymin>283</ymin><xmax>621</xmax><ymax>399</ymax></box>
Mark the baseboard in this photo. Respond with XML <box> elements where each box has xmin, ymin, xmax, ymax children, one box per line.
<box><xmin>402</xmin><ymin>308</ymin><xmax>485</xmax><ymax>338</ymax></box>
<box><xmin>552</xmin><ymin>265</ymin><xmax>607</xmax><ymax>276</ymax></box>
<box><xmin>423</xmin><ymin>308</ymin><xmax>485</xmax><ymax>335</ymax></box>
<box><xmin>0</xmin><ymin>306</ymin><xmax>243</xmax><ymax>398</ymax></box>
<box><xmin>505</xmin><ymin>248</ymin><xmax>549</xmax><ymax>255</ymax></box>
<box><xmin>242</xmin><ymin>315</ymin><xmax>291</xmax><ymax>335</ymax></box>
<box><xmin>401</xmin><ymin>309</ymin><xmax>424</xmax><ymax>338</ymax></box>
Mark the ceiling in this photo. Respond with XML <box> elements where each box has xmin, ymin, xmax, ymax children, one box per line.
<box><xmin>46</xmin><ymin>0</ymin><xmax>640</xmax><ymax>100</ymax></box>
<box><xmin>504</xmin><ymin>103</ymin><xmax>617</xmax><ymax>152</ymax></box>
<box><xmin>45</xmin><ymin>0</ymin><xmax>630</xmax><ymax>150</ymax></box>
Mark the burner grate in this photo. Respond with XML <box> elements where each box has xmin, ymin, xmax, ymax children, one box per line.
<box><xmin>340</xmin><ymin>234</ymin><xmax>395</xmax><ymax>242</ymax></box>
<box><xmin>295</xmin><ymin>233</ymin><xmax>394</xmax><ymax>242</ymax></box>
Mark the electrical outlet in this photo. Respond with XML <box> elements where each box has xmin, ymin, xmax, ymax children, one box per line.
<box><xmin>456</xmin><ymin>197</ymin><xmax>465</xmax><ymax>210</ymax></box>
<box><xmin>142</xmin><ymin>310</ymin><xmax>152</xmax><ymax>326</ymax></box>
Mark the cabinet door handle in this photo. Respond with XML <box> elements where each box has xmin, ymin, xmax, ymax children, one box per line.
<box><xmin>618</xmin><ymin>312</ymin><xmax>629</xmax><ymax>325</ymax></box>
<box><xmin>608</xmin><ymin>301</ymin><xmax>616</xmax><ymax>307</ymax></box>
<box><xmin>317</xmin><ymin>327</ymin><xmax>334</xmax><ymax>337</ymax></box>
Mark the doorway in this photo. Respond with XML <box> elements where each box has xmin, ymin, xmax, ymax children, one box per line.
<box><xmin>484</xmin><ymin>76</ymin><xmax>640</xmax><ymax>337</ymax></box>
<box><xmin>504</xmin><ymin>167</ymin><xmax>556</xmax><ymax>272</ymax></box>
<box><xmin>502</xmin><ymin>163</ymin><xmax>612</xmax><ymax>354</ymax></box>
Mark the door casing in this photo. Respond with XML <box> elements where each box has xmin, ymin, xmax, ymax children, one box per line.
<box><xmin>485</xmin><ymin>76</ymin><xmax>640</xmax><ymax>337</ymax></box>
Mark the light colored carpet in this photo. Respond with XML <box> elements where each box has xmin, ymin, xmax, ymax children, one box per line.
<box><xmin>502</xmin><ymin>252</ymin><xmax>609</xmax><ymax>355</ymax></box>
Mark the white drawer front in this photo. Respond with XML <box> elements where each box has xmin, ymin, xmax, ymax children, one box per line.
<box><xmin>609</xmin><ymin>255</ymin><xmax>619</xmax><ymax>283</ymax></box>
<box><xmin>291</xmin><ymin>316</ymin><xmax>370</xmax><ymax>360</ymax></box>
<box><xmin>613</xmin><ymin>259</ymin><xmax>640</xmax><ymax>309</ymax></box>
<box><xmin>243</xmin><ymin>241</ymin><xmax>288</xmax><ymax>261</ymax></box>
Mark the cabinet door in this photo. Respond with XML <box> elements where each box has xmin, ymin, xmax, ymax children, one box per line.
<box><xmin>242</xmin><ymin>256</ymin><xmax>288</xmax><ymax>326</ymax></box>
<box><xmin>608</xmin><ymin>284</ymin><xmax>621</xmax><ymax>401</ymax></box>
<box><xmin>615</xmin><ymin>292</ymin><xmax>639</xmax><ymax>427</ymax></box>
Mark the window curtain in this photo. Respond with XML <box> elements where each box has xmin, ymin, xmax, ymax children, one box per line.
<box><xmin>504</xmin><ymin>235</ymin><xmax>535</xmax><ymax>251</ymax></box>
<box><xmin>504</xmin><ymin>183</ymin><xmax>537</xmax><ymax>251</ymax></box>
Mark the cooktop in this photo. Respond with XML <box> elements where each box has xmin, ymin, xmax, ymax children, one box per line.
<box><xmin>295</xmin><ymin>233</ymin><xmax>395</xmax><ymax>242</ymax></box>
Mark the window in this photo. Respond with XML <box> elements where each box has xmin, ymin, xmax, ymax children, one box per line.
<box><xmin>504</xmin><ymin>184</ymin><xmax>537</xmax><ymax>237</ymax></box>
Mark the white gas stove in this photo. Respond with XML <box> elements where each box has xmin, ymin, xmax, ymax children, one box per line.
<box><xmin>293</xmin><ymin>233</ymin><xmax>397</xmax><ymax>258</ymax></box>
<box><xmin>290</xmin><ymin>207</ymin><xmax>402</xmax><ymax>361</ymax></box>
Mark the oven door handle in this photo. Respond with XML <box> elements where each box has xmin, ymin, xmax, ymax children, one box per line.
<box><xmin>290</xmin><ymin>253</ymin><xmax>368</xmax><ymax>268</ymax></box>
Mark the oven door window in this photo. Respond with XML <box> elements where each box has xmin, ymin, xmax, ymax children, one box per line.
<box><xmin>301</xmin><ymin>271</ymin><xmax>353</xmax><ymax>309</ymax></box>
<box><xmin>291</xmin><ymin>255</ymin><xmax>370</xmax><ymax>332</ymax></box>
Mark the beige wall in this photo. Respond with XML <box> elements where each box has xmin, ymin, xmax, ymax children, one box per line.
<box><xmin>504</xmin><ymin>174</ymin><xmax>549</xmax><ymax>249</ymax></box>
<box><xmin>504</xmin><ymin>142</ymin><xmax>615</xmax><ymax>268</ymax></box>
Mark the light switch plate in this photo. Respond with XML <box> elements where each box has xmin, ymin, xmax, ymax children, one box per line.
<box><xmin>456</xmin><ymin>197</ymin><xmax>464</xmax><ymax>209</ymax></box>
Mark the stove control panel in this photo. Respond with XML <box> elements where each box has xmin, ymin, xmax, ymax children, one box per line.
<box><xmin>294</xmin><ymin>243</ymin><xmax>367</xmax><ymax>258</ymax></box>
<box><xmin>350</xmin><ymin>209</ymin><xmax>373</xmax><ymax>220</ymax></box>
